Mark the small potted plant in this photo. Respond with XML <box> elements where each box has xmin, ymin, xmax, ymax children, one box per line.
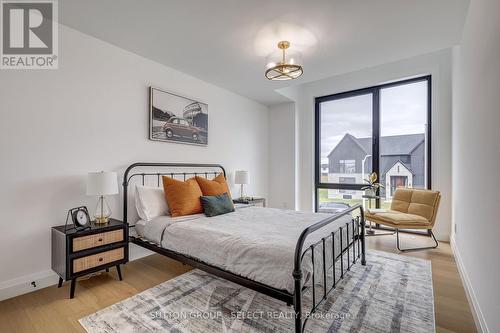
<box><xmin>361</xmin><ymin>172</ymin><xmax>384</xmax><ymax>197</ymax></box>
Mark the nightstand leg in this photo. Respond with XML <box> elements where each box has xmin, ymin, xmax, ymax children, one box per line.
<box><xmin>116</xmin><ymin>265</ymin><xmax>122</xmax><ymax>281</ymax></box>
<box><xmin>105</xmin><ymin>268</ymin><xmax>109</xmax><ymax>273</ymax></box>
<box><xmin>70</xmin><ymin>278</ymin><xmax>76</xmax><ymax>299</ymax></box>
<box><xmin>58</xmin><ymin>277</ymin><xmax>63</xmax><ymax>288</ymax></box>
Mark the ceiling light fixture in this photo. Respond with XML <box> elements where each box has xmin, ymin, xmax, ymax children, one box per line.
<box><xmin>265</xmin><ymin>41</ymin><xmax>303</xmax><ymax>81</ymax></box>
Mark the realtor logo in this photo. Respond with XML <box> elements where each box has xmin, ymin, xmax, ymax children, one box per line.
<box><xmin>1</xmin><ymin>0</ymin><xmax>58</xmax><ymax>69</ymax></box>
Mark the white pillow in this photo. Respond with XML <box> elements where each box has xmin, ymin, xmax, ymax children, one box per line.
<box><xmin>135</xmin><ymin>185</ymin><xmax>169</xmax><ymax>221</ymax></box>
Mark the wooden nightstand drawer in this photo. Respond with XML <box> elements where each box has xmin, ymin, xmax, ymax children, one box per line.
<box><xmin>73</xmin><ymin>247</ymin><xmax>125</xmax><ymax>273</ymax></box>
<box><xmin>72</xmin><ymin>229</ymin><xmax>124</xmax><ymax>252</ymax></box>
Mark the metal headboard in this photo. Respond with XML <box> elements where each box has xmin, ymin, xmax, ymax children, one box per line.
<box><xmin>122</xmin><ymin>162</ymin><xmax>226</xmax><ymax>224</ymax></box>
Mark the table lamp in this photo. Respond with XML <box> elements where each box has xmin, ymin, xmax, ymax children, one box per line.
<box><xmin>234</xmin><ymin>170</ymin><xmax>249</xmax><ymax>199</ymax></box>
<box><xmin>87</xmin><ymin>171</ymin><xmax>118</xmax><ymax>224</ymax></box>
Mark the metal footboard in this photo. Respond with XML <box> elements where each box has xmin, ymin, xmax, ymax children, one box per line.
<box><xmin>293</xmin><ymin>204</ymin><xmax>366</xmax><ymax>333</ymax></box>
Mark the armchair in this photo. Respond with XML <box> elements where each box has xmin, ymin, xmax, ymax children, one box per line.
<box><xmin>365</xmin><ymin>188</ymin><xmax>441</xmax><ymax>251</ymax></box>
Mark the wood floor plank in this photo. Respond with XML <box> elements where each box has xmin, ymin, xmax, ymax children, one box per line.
<box><xmin>0</xmin><ymin>233</ymin><xmax>476</xmax><ymax>332</ymax></box>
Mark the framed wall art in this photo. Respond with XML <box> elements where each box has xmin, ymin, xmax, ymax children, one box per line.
<box><xmin>149</xmin><ymin>87</ymin><xmax>208</xmax><ymax>146</ymax></box>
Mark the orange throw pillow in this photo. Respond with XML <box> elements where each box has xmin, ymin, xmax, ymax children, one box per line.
<box><xmin>195</xmin><ymin>173</ymin><xmax>231</xmax><ymax>198</ymax></box>
<box><xmin>162</xmin><ymin>176</ymin><xmax>203</xmax><ymax>217</ymax></box>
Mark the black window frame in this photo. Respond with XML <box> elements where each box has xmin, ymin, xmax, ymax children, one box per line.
<box><xmin>314</xmin><ymin>75</ymin><xmax>432</xmax><ymax>212</ymax></box>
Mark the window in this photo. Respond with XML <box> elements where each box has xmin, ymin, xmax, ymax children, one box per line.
<box><xmin>317</xmin><ymin>189</ymin><xmax>364</xmax><ymax>215</ymax></box>
<box><xmin>380</xmin><ymin>80</ymin><xmax>430</xmax><ymax>199</ymax></box>
<box><xmin>315</xmin><ymin>76</ymin><xmax>431</xmax><ymax>212</ymax></box>
<box><xmin>339</xmin><ymin>160</ymin><xmax>356</xmax><ymax>174</ymax></box>
<box><xmin>339</xmin><ymin>177</ymin><xmax>356</xmax><ymax>194</ymax></box>
<box><xmin>318</xmin><ymin>92</ymin><xmax>372</xmax><ymax>188</ymax></box>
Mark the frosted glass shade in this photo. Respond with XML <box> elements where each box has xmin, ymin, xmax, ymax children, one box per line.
<box><xmin>265</xmin><ymin>49</ymin><xmax>302</xmax><ymax>70</ymax></box>
<box><xmin>265</xmin><ymin>44</ymin><xmax>303</xmax><ymax>80</ymax></box>
<box><xmin>87</xmin><ymin>171</ymin><xmax>119</xmax><ymax>196</ymax></box>
<box><xmin>234</xmin><ymin>170</ymin><xmax>249</xmax><ymax>185</ymax></box>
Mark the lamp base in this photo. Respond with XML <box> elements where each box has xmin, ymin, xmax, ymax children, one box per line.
<box><xmin>94</xmin><ymin>216</ymin><xmax>109</xmax><ymax>224</ymax></box>
<box><xmin>93</xmin><ymin>195</ymin><xmax>112</xmax><ymax>225</ymax></box>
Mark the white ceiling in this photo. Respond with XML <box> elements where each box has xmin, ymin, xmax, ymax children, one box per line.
<box><xmin>59</xmin><ymin>0</ymin><xmax>469</xmax><ymax>105</ymax></box>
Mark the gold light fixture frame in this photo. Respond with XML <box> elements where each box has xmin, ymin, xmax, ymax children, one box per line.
<box><xmin>265</xmin><ymin>40</ymin><xmax>303</xmax><ymax>81</ymax></box>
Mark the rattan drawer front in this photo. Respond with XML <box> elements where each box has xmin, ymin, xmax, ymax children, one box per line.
<box><xmin>73</xmin><ymin>247</ymin><xmax>124</xmax><ymax>273</ymax></box>
<box><xmin>72</xmin><ymin>229</ymin><xmax>124</xmax><ymax>252</ymax></box>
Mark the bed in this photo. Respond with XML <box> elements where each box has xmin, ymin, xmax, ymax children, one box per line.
<box><xmin>123</xmin><ymin>162</ymin><xmax>366</xmax><ymax>333</ymax></box>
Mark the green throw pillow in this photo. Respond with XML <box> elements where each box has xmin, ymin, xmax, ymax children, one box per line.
<box><xmin>200</xmin><ymin>193</ymin><xmax>235</xmax><ymax>217</ymax></box>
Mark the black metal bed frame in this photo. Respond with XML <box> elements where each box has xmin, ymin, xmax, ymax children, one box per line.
<box><xmin>123</xmin><ymin>162</ymin><xmax>366</xmax><ymax>333</ymax></box>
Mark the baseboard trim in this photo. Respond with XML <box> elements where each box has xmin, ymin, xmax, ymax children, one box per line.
<box><xmin>0</xmin><ymin>244</ymin><xmax>153</xmax><ymax>302</ymax></box>
<box><xmin>0</xmin><ymin>270</ymin><xmax>59</xmax><ymax>302</ymax></box>
<box><xmin>450</xmin><ymin>234</ymin><xmax>489</xmax><ymax>333</ymax></box>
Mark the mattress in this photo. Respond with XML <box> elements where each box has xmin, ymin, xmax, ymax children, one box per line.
<box><xmin>134</xmin><ymin>219</ymin><xmax>147</xmax><ymax>238</ymax></box>
<box><xmin>138</xmin><ymin>206</ymin><xmax>356</xmax><ymax>293</ymax></box>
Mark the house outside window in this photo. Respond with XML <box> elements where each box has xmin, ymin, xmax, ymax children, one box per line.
<box><xmin>328</xmin><ymin>134</ymin><xmax>424</xmax><ymax>200</ymax></box>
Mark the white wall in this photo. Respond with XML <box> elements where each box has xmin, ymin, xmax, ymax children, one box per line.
<box><xmin>451</xmin><ymin>0</ymin><xmax>500</xmax><ymax>331</ymax></box>
<box><xmin>0</xmin><ymin>24</ymin><xmax>269</xmax><ymax>300</ymax></box>
<box><xmin>268</xmin><ymin>103</ymin><xmax>295</xmax><ymax>209</ymax></box>
<box><xmin>274</xmin><ymin>49</ymin><xmax>453</xmax><ymax>241</ymax></box>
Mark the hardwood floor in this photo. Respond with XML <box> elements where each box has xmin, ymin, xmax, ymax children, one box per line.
<box><xmin>0</xmin><ymin>233</ymin><xmax>476</xmax><ymax>333</ymax></box>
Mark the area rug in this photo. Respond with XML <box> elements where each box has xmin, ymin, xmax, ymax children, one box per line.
<box><xmin>79</xmin><ymin>250</ymin><xmax>434</xmax><ymax>333</ymax></box>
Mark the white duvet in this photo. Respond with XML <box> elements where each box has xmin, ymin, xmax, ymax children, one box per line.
<box><xmin>138</xmin><ymin>206</ymin><xmax>356</xmax><ymax>293</ymax></box>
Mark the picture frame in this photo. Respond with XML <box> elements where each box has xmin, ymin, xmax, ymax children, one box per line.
<box><xmin>149</xmin><ymin>87</ymin><xmax>208</xmax><ymax>146</ymax></box>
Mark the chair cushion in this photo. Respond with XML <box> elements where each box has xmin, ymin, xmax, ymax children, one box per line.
<box><xmin>366</xmin><ymin>210</ymin><xmax>430</xmax><ymax>229</ymax></box>
<box><xmin>407</xmin><ymin>190</ymin><xmax>440</xmax><ymax>221</ymax></box>
<box><xmin>390</xmin><ymin>188</ymin><xmax>413</xmax><ymax>213</ymax></box>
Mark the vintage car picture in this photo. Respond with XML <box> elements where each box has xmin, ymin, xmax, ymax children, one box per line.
<box><xmin>149</xmin><ymin>87</ymin><xmax>208</xmax><ymax>145</ymax></box>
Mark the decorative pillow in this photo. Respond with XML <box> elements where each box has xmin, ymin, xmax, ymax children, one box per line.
<box><xmin>135</xmin><ymin>185</ymin><xmax>169</xmax><ymax>221</ymax></box>
<box><xmin>200</xmin><ymin>193</ymin><xmax>235</xmax><ymax>217</ymax></box>
<box><xmin>162</xmin><ymin>176</ymin><xmax>203</xmax><ymax>217</ymax></box>
<box><xmin>195</xmin><ymin>173</ymin><xmax>231</xmax><ymax>197</ymax></box>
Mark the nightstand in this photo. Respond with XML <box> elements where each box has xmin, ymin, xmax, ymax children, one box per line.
<box><xmin>233</xmin><ymin>197</ymin><xmax>266</xmax><ymax>207</ymax></box>
<box><xmin>51</xmin><ymin>219</ymin><xmax>128</xmax><ymax>299</ymax></box>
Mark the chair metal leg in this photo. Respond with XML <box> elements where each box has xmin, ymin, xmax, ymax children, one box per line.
<box><xmin>396</xmin><ymin>229</ymin><xmax>438</xmax><ymax>252</ymax></box>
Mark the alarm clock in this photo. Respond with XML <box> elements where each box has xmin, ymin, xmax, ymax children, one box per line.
<box><xmin>69</xmin><ymin>206</ymin><xmax>91</xmax><ymax>230</ymax></box>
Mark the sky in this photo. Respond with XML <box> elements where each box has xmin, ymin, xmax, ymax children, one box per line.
<box><xmin>320</xmin><ymin>80</ymin><xmax>428</xmax><ymax>163</ymax></box>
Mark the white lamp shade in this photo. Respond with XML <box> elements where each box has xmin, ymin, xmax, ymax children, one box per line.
<box><xmin>87</xmin><ymin>171</ymin><xmax>119</xmax><ymax>196</ymax></box>
<box><xmin>234</xmin><ymin>170</ymin><xmax>249</xmax><ymax>185</ymax></box>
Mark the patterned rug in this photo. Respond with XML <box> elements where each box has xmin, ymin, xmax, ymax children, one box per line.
<box><xmin>80</xmin><ymin>250</ymin><xmax>434</xmax><ymax>333</ymax></box>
